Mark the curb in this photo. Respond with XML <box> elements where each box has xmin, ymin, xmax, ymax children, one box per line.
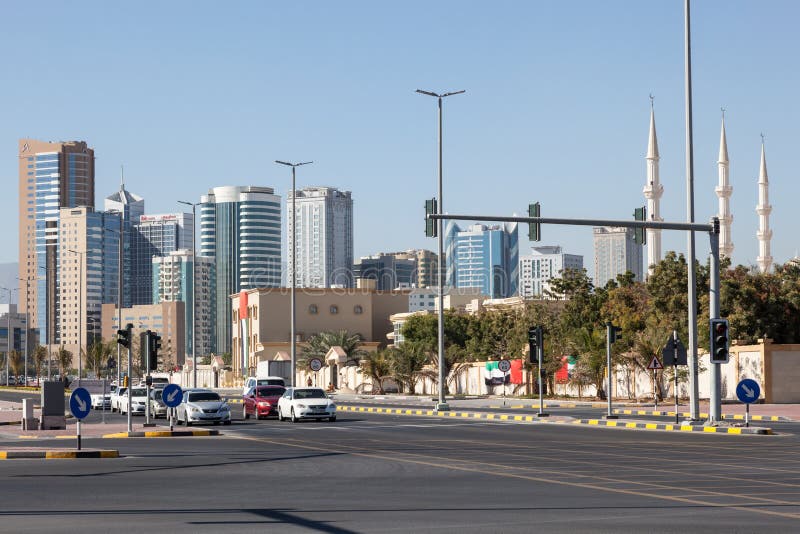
<box><xmin>0</xmin><ymin>421</ymin><xmax>21</xmax><ymax>426</ymax></box>
<box><xmin>102</xmin><ymin>429</ymin><xmax>220</xmax><ymax>438</ymax></box>
<box><xmin>572</xmin><ymin>418</ymin><xmax>772</xmax><ymax>435</ymax></box>
<box><xmin>337</xmin><ymin>405</ymin><xmax>773</xmax><ymax>435</ymax></box>
<box><xmin>0</xmin><ymin>449</ymin><xmax>119</xmax><ymax>459</ymax></box>
<box><xmin>612</xmin><ymin>408</ymin><xmax>792</xmax><ymax>422</ymax></box>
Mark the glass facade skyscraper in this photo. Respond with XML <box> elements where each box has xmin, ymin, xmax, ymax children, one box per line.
<box><xmin>200</xmin><ymin>186</ymin><xmax>281</xmax><ymax>354</ymax></box>
<box><xmin>444</xmin><ymin>222</ymin><xmax>519</xmax><ymax>299</ymax></box>
<box><xmin>130</xmin><ymin>213</ymin><xmax>193</xmax><ymax>306</ymax></box>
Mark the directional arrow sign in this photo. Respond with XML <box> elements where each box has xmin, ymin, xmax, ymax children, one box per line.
<box><xmin>647</xmin><ymin>356</ymin><xmax>664</xmax><ymax>370</ymax></box>
<box><xmin>736</xmin><ymin>378</ymin><xmax>761</xmax><ymax>404</ymax></box>
<box><xmin>162</xmin><ymin>383</ymin><xmax>183</xmax><ymax>408</ymax></box>
<box><xmin>69</xmin><ymin>387</ymin><xmax>92</xmax><ymax>420</ymax></box>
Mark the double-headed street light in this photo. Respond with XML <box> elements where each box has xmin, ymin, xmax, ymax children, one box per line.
<box><xmin>178</xmin><ymin>200</ymin><xmax>200</xmax><ymax>388</ymax></box>
<box><xmin>416</xmin><ymin>88</ymin><xmax>465</xmax><ymax>412</ymax></box>
<box><xmin>275</xmin><ymin>160</ymin><xmax>313</xmax><ymax>388</ymax></box>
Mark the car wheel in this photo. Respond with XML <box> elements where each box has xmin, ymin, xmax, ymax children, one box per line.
<box><xmin>277</xmin><ymin>407</ymin><xmax>284</xmax><ymax>422</ymax></box>
<box><xmin>244</xmin><ymin>411</ymin><xmax>250</xmax><ymax>420</ymax></box>
<box><xmin>329</xmin><ymin>416</ymin><xmax>336</xmax><ymax>422</ymax></box>
<box><xmin>186</xmin><ymin>419</ymin><xmax>192</xmax><ymax>427</ymax></box>
<box><xmin>290</xmin><ymin>408</ymin><xmax>298</xmax><ymax>423</ymax></box>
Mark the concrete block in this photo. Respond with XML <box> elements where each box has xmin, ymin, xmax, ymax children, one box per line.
<box><xmin>40</xmin><ymin>415</ymin><xmax>67</xmax><ymax>430</ymax></box>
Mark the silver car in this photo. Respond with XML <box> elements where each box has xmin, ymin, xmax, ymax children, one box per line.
<box><xmin>175</xmin><ymin>389</ymin><xmax>232</xmax><ymax>426</ymax></box>
<box><xmin>148</xmin><ymin>388</ymin><xmax>168</xmax><ymax>418</ymax></box>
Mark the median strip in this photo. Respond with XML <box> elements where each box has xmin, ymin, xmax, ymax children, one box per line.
<box><xmin>0</xmin><ymin>449</ymin><xmax>119</xmax><ymax>459</ymax></box>
<box><xmin>612</xmin><ymin>409</ymin><xmax>791</xmax><ymax>422</ymax></box>
<box><xmin>102</xmin><ymin>429</ymin><xmax>220</xmax><ymax>438</ymax></box>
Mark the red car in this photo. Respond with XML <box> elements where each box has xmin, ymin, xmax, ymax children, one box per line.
<box><xmin>243</xmin><ymin>385</ymin><xmax>286</xmax><ymax>420</ymax></box>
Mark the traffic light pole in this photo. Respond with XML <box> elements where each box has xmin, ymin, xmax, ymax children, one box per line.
<box><xmin>127</xmin><ymin>342</ymin><xmax>132</xmax><ymax>433</ymax></box>
<box><xmin>709</xmin><ymin>226</ymin><xmax>722</xmax><ymax>422</ymax></box>
<box><xmin>605</xmin><ymin>323</ymin><xmax>617</xmax><ymax>420</ymax></box>
<box><xmin>145</xmin><ymin>331</ymin><xmax>151</xmax><ymax>426</ymax></box>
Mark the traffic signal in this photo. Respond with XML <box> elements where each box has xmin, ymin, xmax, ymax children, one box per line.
<box><xmin>149</xmin><ymin>333</ymin><xmax>162</xmax><ymax>371</ymax></box>
<box><xmin>140</xmin><ymin>330</ymin><xmax>151</xmax><ymax>370</ymax></box>
<box><xmin>123</xmin><ymin>376</ymin><xmax>129</xmax><ymax>388</ymax></box>
<box><xmin>610</xmin><ymin>325</ymin><xmax>623</xmax><ymax>344</ymax></box>
<box><xmin>633</xmin><ymin>206</ymin><xmax>646</xmax><ymax>245</ymax></box>
<box><xmin>528</xmin><ymin>326</ymin><xmax>542</xmax><ymax>363</ymax></box>
<box><xmin>117</xmin><ymin>323</ymin><xmax>132</xmax><ymax>348</ymax></box>
<box><xmin>528</xmin><ymin>202</ymin><xmax>541</xmax><ymax>242</ymax></box>
<box><xmin>710</xmin><ymin>318</ymin><xmax>730</xmax><ymax>364</ymax></box>
<box><xmin>425</xmin><ymin>198</ymin><xmax>438</xmax><ymax>237</ymax></box>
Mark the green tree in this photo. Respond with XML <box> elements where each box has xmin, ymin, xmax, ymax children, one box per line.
<box><xmin>358</xmin><ymin>350</ymin><xmax>393</xmax><ymax>394</ymax></box>
<box><xmin>33</xmin><ymin>345</ymin><xmax>48</xmax><ymax>385</ymax></box>
<box><xmin>8</xmin><ymin>350</ymin><xmax>23</xmax><ymax>382</ymax></box>
<box><xmin>57</xmin><ymin>346</ymin><xmax>73</xmax><ymax>381</ymax></box>
<box><xmin>86</xmin><ymin>339</ymin><xmax>113</xmax><ymax>378</ymax></box>
<box><xmin>387</xmin><ymin>342</ymin><xmax>433</xmax><ymax>394</ymax></box>
<box><xmin>301</xmin><ymin>330</ymin><xmax>367</xmax><ymax>368</ymax></box>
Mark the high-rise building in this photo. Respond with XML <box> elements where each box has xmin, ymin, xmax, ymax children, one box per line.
<box><xmin>130</xmin><ymin>213</ymin><xmax>194</xmax><ymax>305</ymax></box>
<box><xmin>519</xmin><ymin>246</ymin><xmax>584</xmax><ymax>298</ymax></box>
<box><xmin>593</xmin><ymin>226</ymin><xmax>644</xmax><ymax>287</ymax></box>
<box><xmin>57</xmin><ymin>206</ymin><xmax>120</xmax><ymax>360</ymax></box>
<box><xmin>353</xmin><ymin>253</ymin><xmax>416</xmax><ymax>290</ymax></box>
<box><xmin>152</xmin><ymin>250</ymin><xmax>215</xmax><ymax>358</ymax></box>
<box><xmin>101</xmin><ymin>301</ymin><xmax>185</xmax><ymax>368</ymax></box>
<box><xmin>200</xmin><ymin>186</ymin><xmax>282</xmax><ymax>354</ymax></box>
<box><xmin>104</xmin><ymin>182</ymin><xmax>144</xmax><ymax>307</ymax></box>
<box><xmin>392</xmin><ymin>249</ymin><xmax>438</xmax><ymax>288</ymax></box>
<box><xmin>18</xmin><ymin>139</ymin><xmax>95</xmax><ymax>346</ymax></box>
<box><xmin>444</xmin><ymin>222</ymin><xmax>519</xmax><ymax>299</ymax></box>
<box><xmin>288</xmin><ymin>187</ymin><xmax>353</xmax><ymax>288</ymax></box>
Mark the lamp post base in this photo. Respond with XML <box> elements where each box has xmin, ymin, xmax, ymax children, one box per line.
<box><xmin>435</xmin><ymin>402</ymin><xmax>450</xmax><ymax>412</ymax></box>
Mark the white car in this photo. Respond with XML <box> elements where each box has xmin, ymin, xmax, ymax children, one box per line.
<box><xmin>111</xmin><ymin>386</ymin><xmax>127</xmax><ymax>412</ymax></box>
<box><xmin>277</xmin><ymin>387</ymin><xmax>336</xmax><ymax>422</ymax></box>
<box><xmin>175</xmin><ymin>389</ymin><xmax>232</xmax><ymax>426</ymax></box>
<box><xmin>119</xmin><ymin>387</ymin><xmax>148</xmax><ymax>415</ymax></box>
<box><xmin>242</xmin><ymin>376</ymin><xmax>285</xmax><ymax>395</ymax></box>
<box><xmin>90</xmin><ymin>391</ymin><xmax>112</xmax><ymax>410</ymax></box>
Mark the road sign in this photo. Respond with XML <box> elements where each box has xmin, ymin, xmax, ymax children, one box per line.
<box><xmin>309</xmin><ymin>358</ymin><xmax>323</xmax><ymax>372</ymax></box>
<box><xmin>162</xmin><ymin>384</ymin><xmax>183</xmax><ymax>408</ymax></box>
<box><xmin>69</xmin><ymin>387</ymin><xmax>92</xmax><ymax>420</ymax></box>
<box><xmin>662</xmin><ymin>338</ymin><xmax>688</xmax><ymax>366</ymax></box>
<box><xmin>647</xmin><ymin>356</ymin><xmax>664</xmax><ymax>370</ymax></box>
<box><xmin>736</xmin><ymin>378</ymin><xmax>761</xmax><ymax>404</ymax></box>
<box><xmin>497</xmin><ymin>360</ymin><xmax>511</xmax><ymax>373</ymax></box>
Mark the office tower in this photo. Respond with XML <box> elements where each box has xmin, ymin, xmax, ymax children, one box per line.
<box><xmin>353</xmin><ymin>253</ymin><xmax>416</xmax><ymax>290</ymax></box>
<box><xmin>18</xmin><ymin>139</ymin><xmax>95</xmax><ymax>346</ymax></box>
<box><xmin>130</xmin><ymin>212</ymin><xmax>194</xmax><ymax>305</ymax></box>
<box><xmin>444</xmin><ymin>222</ymin><xmax>519</xmax><ymax>299</ymax></box>
<box><xmin>392</xmin><ymin>249</ymin><xmax>438</xmax><ymax>288</ymax></box>
<box><xmin>288</xmin><ymin>187</ymin><xmax>353</xmax><ymax>288</ymax></box>
<box><xmin>593</xmin><ymin>226</ymin><xmax>644</xmax><ymax>287</ymax></box>
<box><xmin>104</xmin><ymin>182</ymin><xmax>144</xmax><ymax>307</ymax></box>
<box><xmin>519</xmin><ymin>246</ymin><xmax>584</xmax><ymax>298</ymax></box>
<box><xmin>57</xmin><ymin>206</ymin><xmax>120</xmax><ymax>359</ymax></box>
<box><xmin>200</xmin><ymin>186</ymin><xmax>282</xmax><ymax>354</ymax></box>
<box><xmin>152</xmin><ymin>250</ymin><xmax>215</xmax><ymax>358</ymax></box>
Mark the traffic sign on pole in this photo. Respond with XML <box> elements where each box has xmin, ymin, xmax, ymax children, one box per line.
<box><xmin>736</xmin><ymin>378</ymin><xmax>760</xmax><ymax>404</ymax></box>
<box><xmin>162</xmin><ymin>384</ymin><xmax>183</xmax><ymax>408</ymax></box>
<box><xmin>69</xmin><ymin>387</ymin><xmax>92</xmax><ymax>420</ymax></box>
<box><xmin>647</xmin><ymin>356</ymin><xmax>664</xmax><ymax>370</ymax></box>
<box><xmin>309</xmin><ymin>358</ymin><xmax>323</xmax><ymax>372</ymax></box>
<box><xmin>497</xmin><ymin>360</ymin><xmax>511</xmax><ymax>373</ymax></box>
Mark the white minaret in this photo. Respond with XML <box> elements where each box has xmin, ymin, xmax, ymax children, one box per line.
<box><xmin>642</xmin><ymin>96</ymin><xmax>663</xmax><ymax>274</ymax></box>
<box><xmin>756</xmin><ymin>135</ymin><xmax>773</xmax><ymax>273</ymax></box>
<box><xmin>715</xmin><ymin>111</ymin><xmax>734</xmax><ymax>259</ymax></box>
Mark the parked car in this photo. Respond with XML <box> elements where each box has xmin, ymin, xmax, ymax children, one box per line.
<box><xmin>119</xmin><ymin>387</ymin><xmax>148</xmax><ymax>415</ymax></box>
<box><xmin>149</xmin><ymin>387</ymin><xmax>168</xmax><ymax>418</ymax></box>
<box><xmin>111</xmin><ymin>387</ymin><xmax>127</xmax><ymax>412</ymax></box>
<box><xmin>243</xmin><ymin>385</ymin><xmax>286</xmax><ymax>420</ymax></box>
<box><xmin>277</xmin><ymin>387</ymin><xmax>336</xmax><ymax>422</ymax></box>
<box><xmin>176</xmin><ymin>389</ymin><xmax>232</xmax><ymax>426</ymax></box>
<box><xmin>90</xmin><ymin>391</ymin><xmax>112</xmax><ymax>410</ymax></box>
<box><xmin>242</xmin><ymin>376</ymin><xmax>285</xmax><ymax>395</ymax></box>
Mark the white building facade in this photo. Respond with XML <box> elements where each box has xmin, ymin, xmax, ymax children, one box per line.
<box><xmin>593</xmin><ymin>227</ymin><xmax>644</xmax><ymax>287</ymax></box>
<box><xmin>519</xmin><ymin>246</ymin><xmax>584</xmax><ymax>298</ymax></box>
<box><xmin>288</xmin><ymin>187</ymin><xmax>353</xmax><ymax>288</ymax></box>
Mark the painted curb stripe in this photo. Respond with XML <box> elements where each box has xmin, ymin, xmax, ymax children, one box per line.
<box><xmin>336</xmin><ymin>406</ymin><xmax>772</xmax><ymax>435</ymax></box>
<box><xmin>101</xmin><ymin>430</ymin><xmax>219</xmax><ymax>438</ymax></box>
<box><xmin>612</xmin><ymin>409</ymin><xmax>791</xmax><ymax>422</ymax></box>
<box><xmin>0</xmin><ymin>450</ymin><xmax>119</xmax><ymax>459</ymax></box>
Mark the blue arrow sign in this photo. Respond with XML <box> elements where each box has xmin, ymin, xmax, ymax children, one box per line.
<box><xmin>162</xmin><ymin>384</ymin><xmax>183</xmax><ymax>408</ymax></box>
<box><xmin>69</xmin><ymin>387</ymin><xmax>92</xmax><ymax>420</ymax></box>
<box><xmin>736</xmin><ymin>378</ymin><xmax>761</xmax><ymax>404</ymax></box>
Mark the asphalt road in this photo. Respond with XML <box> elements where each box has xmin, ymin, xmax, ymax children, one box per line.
<box><xmin>2</xmin><ymin>409</ymin><xmax>800</xmax><ymax>532</ymax></box>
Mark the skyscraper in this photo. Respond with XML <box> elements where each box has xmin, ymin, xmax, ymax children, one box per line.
<box><xmin>131</xmin><ymin>212</ymin><xmax>194</xmax><ymax>305</ymax></box>
<box><xmin>152</xmin><ymin>250</ymin><xmax>215</xmax><ymax>358</ymax></box>
<box><xmin>104</xmin><ymin>182</ymin><xmax>144</xmax><ymax>307</ymax></box>
<box><xmin>18</xmin><ymin>139</ymin><xmax>95</xmax><ymax>346</ymax></box>
<box><xmin>353</xmin><ymin>253</ymin><xmax>417</xmax><ymax>290</ymax></box>
<box><xmin>519</xmin><ymin>246</ymin><xmax>583</xmax><ymax>298</ymax></box>
<box><xmin>593</xmin><ymin>226</ymin><xmax>644</xmax><ymax>287</ymax></box>
<box><xmin>444</xmin><ymin>222</ymin><xmax>519</xmax><ymax>298</ymax></box>
<box><xmin>200</xmin><ymin>186</ymin><xmax>282</xmax><ymax>354</ymax></box>
<box><xmin>288</xmin><ymin>187</ymin><xmax>353</xmax><ymax>288</ymax></box>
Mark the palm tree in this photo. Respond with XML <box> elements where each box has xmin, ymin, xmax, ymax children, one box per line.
<box><xmin>301</xmin><ymin>330</ymin><xmax>367</xmax><ymax>368</ymax></box>
<box><xmin>358</xmin><ymin>350</ymin><xmax>392</xmax><ymax>394</ymax></box>
<box><xmin>86</xmin><ymin>339</ymin><xmax>113</xmax><ymax>378</ymax></box>
<box><xmin>57</xmin><ymin>345</ymin><xmax>73</xmax><ymax>382</ymax></box>
<box><xmin>8</xmin><ymin>350</ymin><xmax>23</xmax><ymax>384</ymax></box>
<box><xmin>33</xmin><ymin>345</ymin><xmax>47</xmax><ymax>385</ymax></box>
<box><xmin>388</xmin><ymin>342</ymin><xmax>433</xmax><ymax>394</ymax></box>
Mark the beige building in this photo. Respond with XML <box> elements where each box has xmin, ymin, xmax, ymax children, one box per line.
<box><xmin>230</xmin><ymin>288</ymin><xmax>410</xmax><ymax>375</ymax></box>
<box><xmin>394</xmin><ymin>249</ymin><xmax>438</xmax><ymax>288</ymax></box>
<box><xmin>18</xmin><ymin>139</ymin><xmax>95</xmax><ymax>346</ymax></box>
<box><xmin>102</xmin><ymin>301</ymin><xmax>185</xmax><ymax>369</ymax></box>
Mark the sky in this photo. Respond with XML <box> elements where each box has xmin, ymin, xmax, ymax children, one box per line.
<box><xmin>2</xmin><ymin>1</ymin><xmax>798</xmax><ymax>281</ymax></box>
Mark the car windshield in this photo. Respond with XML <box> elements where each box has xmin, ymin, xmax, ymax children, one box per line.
<box><xmin>257</xmin><ymin>379</ymin><xmax>284</xmax><ymax>386</ymax></box>
<box><xmin>189</xmin><ymin>392</ymin><xmax>221</xmax><ymax>402</ymax></box>
<box><xmin>293</xmin><ymin>389</ymin><xmax>327</xmax><ymax>400</ymax></box>
<box><xmin>131</xmin><ymin>388</ymin><xmax>147</xmax><ymax>397</ymax></box>
<box><xmin>150</xmin><ymin>389</ymin><xmax>164</xmax><ymax>400</ymax></box>
<box><xmin>255</xmin><ymin>386</ymin><xmax>285</xmax><ymax>397</ymax></box>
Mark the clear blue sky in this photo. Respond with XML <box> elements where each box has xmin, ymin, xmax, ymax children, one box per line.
<box><xmin>2</xmin><ymin>1</ymin><xmax>798</xmax><ymax>278</ymax></box>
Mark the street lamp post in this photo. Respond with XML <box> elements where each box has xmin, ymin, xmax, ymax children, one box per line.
<box><xmin>416</xmin><ymin>88</ymin><xmax>465</xmax><ymax>411</ymax></box>
<box><xmin>275</xmin><ymin>160</ymin><xmax>313</xmax><ymax>388</ymax></box>
<box><xmin>67</xmin><ymin>250</ymin><xmax>84</xmax><ymax>381</ymax></box>
<box><xmin>16</xmin><ymin>277</ymin><xmax>31</xmax><ymax>386</ymax></box>
<box><xmin>178</xmin><ymin>200</ymin><xmax>199</xmax><ymax>388</ymax></box>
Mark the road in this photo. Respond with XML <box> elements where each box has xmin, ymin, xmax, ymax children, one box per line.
<box><xmin>1</xmin><ymin>405</ymin><xmax>799</xmax><ymax>532</ymax></box>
